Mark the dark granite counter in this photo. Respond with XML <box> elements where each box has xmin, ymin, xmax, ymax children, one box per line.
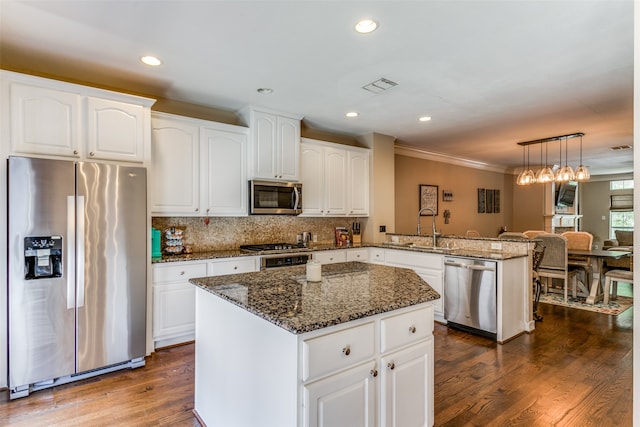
<box><xmin>153</xmin><ymin>242</ymin><xmax>526</xmax><ymax>264</ymax></box>
<box><xmin>189</xmin><ymin>261</ymin><xmax>440</xmax><ymax>334</ymax></box>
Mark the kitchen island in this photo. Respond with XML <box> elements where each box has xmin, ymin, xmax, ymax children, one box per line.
<box><xmin>190</xmin><ymin>261</ymin><xmax>440</xmax><ymax>427</ymax></box>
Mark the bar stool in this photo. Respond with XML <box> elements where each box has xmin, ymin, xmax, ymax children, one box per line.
<box><xmin>603</xmin><ymin>269</ymin><xmax>633</xmax><ymax>304</ymax></box>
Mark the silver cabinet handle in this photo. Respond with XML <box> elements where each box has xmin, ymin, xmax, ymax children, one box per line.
<box><xmin>387</xmin><ymin>362</ymin><xmax>395</xmax><ymax>370</ymax></box>
<box><xmin>370</xmin><ymin>369</ymin><xmax>378</xmax><ymax>378</ymax></box>
<box><xmin>234</xmin><ymin>266</ymin><xmax>238</xmax><ymax>270</ymax></box>
<box><xmin>180</xmin><ymin>271</ymin><xmax>185</xmax><ymax>276</ymax></box>
<box><xmin>89</xmin><ymin>152</ymin><xmax>95</xmax><ymax>156</ymax></box>
<box><xmin>73</xmin><ymin>150</ymin><xmax>78</xmax><ymax>155</ymax></box>
<box><xmin>342</xmin><ymin>346</ymin><xmax>351</xmax><ymax>356</ymax></box>
<box><xmin>409</xmin><ymin>326</ymin><xmax>417</xmax><ymax>334</ymax></box>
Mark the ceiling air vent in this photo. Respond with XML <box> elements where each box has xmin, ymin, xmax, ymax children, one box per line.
<box><xmin>362</xmin><ymin>77</ymin><xmax>398</xmax><ymax>93</ymax></box>
<box><xmin>609</xmin><ymin>145</ymin><xmax>633</xmax><ymax>151</ymax></box>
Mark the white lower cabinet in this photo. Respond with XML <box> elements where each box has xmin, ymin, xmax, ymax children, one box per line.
<box><xmin>302</xmin><ymin>305</ymin><xmax>434</xmax><ymax>427</ymax></box>
<box><xmin>304</xmin><ymin>360</ymin><xmax>377</xmax><ymax>427</ymax></box>
<box><xmin>153</xmin><ymin>257</ymin><xmax>258</xmax><ymax>349</ymax></box>
<box><xmin>195</xmin><ymin>288</ymin><xmax>435</xmax><ymax>427</ymax></box>
<box><xmin>346</xmin><ymin>248</ymin><xmax>369</xmax><ymax>262</ymax></box>
<box><xmin>313</xmin><ymin>249</ymin><xmax>347</xmax><ymax>264</ymax></box>
<box><xmin>152</xmin><ymin>261</ymin><xmax>207</xmax><ymax>348</ymax></box>
<box><xmin>384</xmin><ymin>249</ymin><xmax>445</xmax><ymax>322</ymax></box>
<box><xmin>380</xmin><ymin>339</ymin><xmax>434</xmax><ymax>427</ymax></box>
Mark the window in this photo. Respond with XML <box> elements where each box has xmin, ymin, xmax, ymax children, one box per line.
<box><xmin>609</xmin><ymin>180</ymin><xmax>633</xmax><ymax>240</ymax></box>
<box><xmin>610</xmin><ymin>211</ymin><xmax>634</xmax><ymax>239</ymax></box>
<box><xmin>610</xmin><ymin>180</ymin><xmax>634</xmax><ymax>190</ymax></box>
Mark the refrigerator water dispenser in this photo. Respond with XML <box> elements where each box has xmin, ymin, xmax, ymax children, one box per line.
<box><xmin>24</xmin><ymin>236</ymin><xmax>63</xmax><ymax>280</ymax></box>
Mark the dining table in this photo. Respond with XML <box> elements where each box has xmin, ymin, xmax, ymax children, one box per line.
<box><xmin>567</xmin><ymin>249</ymin><xmax>632</xmax><ymax>304</ymax></box>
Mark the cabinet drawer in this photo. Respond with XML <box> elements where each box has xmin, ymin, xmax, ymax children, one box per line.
<box><xmin>385</xmin><ymin>249</ymin><xmax>441</xmax><ymax>270</ymax></box>
<box><xmin>369</xmin><ymin>248</ymin><xmax>385</xmax><ymax>264</ymax></box>
<box><xmin>346</xmin><ymin>248</ymin><xmax>368</xmax><ymax>262</ymax></box>
<box><xmin>380</xmin><ymin>306</ymin><xmax>433</xmax><ymax>353</ymax></box>
<box><xmin>153</xmin><ymin>262</ymin><xmax>207</xmax><ymax>283</ymax></box>
<box><xmin>208</xmin><ymin>257</ymin><xmax>257</xmax><ymax>276</ymax></box>
<box><xmin>302</xmin><ymin>322</ymin><xmax>375</xmax><ymax>382</ymax></box>
<box><xmin>313</xmin><ymin>250</ymin><xmax>347</xmax><ymax>264</ymax></box>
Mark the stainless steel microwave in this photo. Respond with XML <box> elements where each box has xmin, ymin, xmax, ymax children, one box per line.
<box><xmin>249</xmin><ymin>180</ymin><xmax>302</xmax><ymax>215</ymax></box>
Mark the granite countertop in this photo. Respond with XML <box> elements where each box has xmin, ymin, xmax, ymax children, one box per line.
<box><xmin>189</xmin><ymin>261</ymin><xmax>440</xmax><ymax>335</ymax></box>
<box><xmin>153</xmin><ymin>242</ymin><xmax>525</xmax><ymax>263</ymax></box>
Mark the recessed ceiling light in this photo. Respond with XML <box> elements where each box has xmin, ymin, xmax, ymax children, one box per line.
<box><xmin>257</xmin><ymin>88</ymin><xmax>274</xmax><ymax>94</ymax></box>
<box><xmin>346</xmin><ymin>112</ymin><xmax>359</xmax><ymax>118</ymax></box>
<box><xmin>140</xmin><ymin>55</ymin><xmax>162</xmax><ymax>66</ymax></box>
<box><xmin>419</xmin><ymin>116</ymin><xmax>432</xmax><ymax>122</ymax></box>
<box><xmin>355</xmin><ymin>19</ymin><xmax>378</xmax><ymax>34</ymax></box>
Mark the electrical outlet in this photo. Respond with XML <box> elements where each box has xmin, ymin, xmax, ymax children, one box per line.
<box><xmin>379</xmin><ymin>225</ymin><xmax>386</xmax><ymax>232</ymax></box>
<box><xmin>491</xmin><ymin>242</ymin><xmax>502</xmax><ymax>250</ymax></box>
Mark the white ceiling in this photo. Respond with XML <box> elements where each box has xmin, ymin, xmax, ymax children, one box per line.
<box><xmin>1</xmin><ymin>0</ymin><xmax>634</xmax><ymax>175</ymax></box>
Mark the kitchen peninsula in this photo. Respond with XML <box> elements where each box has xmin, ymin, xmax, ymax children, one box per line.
<box><xmin>190</xmin><ymin>261</ymin><xmax>440</xmax><ymax>427</ymax></box>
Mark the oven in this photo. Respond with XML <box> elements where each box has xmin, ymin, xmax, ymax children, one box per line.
<box><xmin>240</xmin><ymin>243</ymin><xmax>311</xmax><ymax>270</ymax></box>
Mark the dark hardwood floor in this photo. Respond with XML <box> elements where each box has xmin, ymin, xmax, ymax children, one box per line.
<box><xmin>1</xmin><ymin>287</ymin><xmax>633</xmax><ymax>426</ymax></box>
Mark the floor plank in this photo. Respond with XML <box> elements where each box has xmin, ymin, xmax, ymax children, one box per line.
<box><xmin>0</xmin><ymin>287</ymin><xmax>633</xmax><ymax>426</ymax></box>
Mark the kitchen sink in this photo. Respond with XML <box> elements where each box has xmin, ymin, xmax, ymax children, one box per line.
<box><xmin>383</xmin><ymin>242</ymin><xmax>456</xmax><ymax>253</ymax></box>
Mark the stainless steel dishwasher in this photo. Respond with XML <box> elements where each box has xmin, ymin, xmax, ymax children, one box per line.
<box><xmin>444</xmin><ymin>257</ymin><xmax>497</xmax><ymax>340</ymax></box>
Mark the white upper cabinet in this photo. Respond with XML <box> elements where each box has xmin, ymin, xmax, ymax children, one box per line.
<box><xmin>3</xmin><ymin>70</ymin><xmax>154</xmax><ymax>163</ymax></box>
<box><xmin>347</xmin><ymin>147</ymin><xmax>370</xmax><ymax>216</ymax></box>
<box><xmin>300</xmin><ymin>138</ymin><xmax>370</xmax><ymax>217</ymax></box>
<box><xmin>151</xmin><ymin>114</ymin><xmax>201</xmax><ymax>214</ymax></box>
<box><xmin>200</xmin><ymin>126</ymin><xmax>248</xmax><ymax>216</ymax></box>
<box><xmin>86</xmin><ymin>97</ymin><xmax>145</xmax><ymax>162</ymax></box>
<box><xmin>150</xmin><ymin>112</ymin><xmax>249</xmax><ymax>217</ymax></box>
<box><xmin>9</xmin><ymin>82</ymin><xmax>82</xmax><ymax>158</ymax></box>
<box><xmin>239</xmin><ymin>106</ymin><xmax>302</xmax><ymax>181</ymax></box>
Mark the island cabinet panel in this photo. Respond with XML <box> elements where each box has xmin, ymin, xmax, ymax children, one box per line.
<box><xmin>303</xmin><ymin>360</ymin><xmax>377</xmax><ymax>427</ymax></box>
<box><xmin>194</xmin><ymin>283</ymin><xmax>435</xmax><ymax>427</ymax></box>
<box><xmin>302</xmin><ymin>322</ymin><xmax>375</xmax><ymax>382</ymax></box>
<box><xmin>380</xmin><ymin>339</ymin><xmax>434</xmax><ymax>427</ymax></box>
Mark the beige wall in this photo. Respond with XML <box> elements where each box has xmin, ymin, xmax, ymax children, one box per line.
<box><xmin>394</xmin><ymin>154</ymin><xmax>512</xmax><ymax>237</ymax></box>
<box><xmin>511</xmin><ymin>183</ymin><xmax>547</xmax><ymax>232</ymax></box>
<box><xmin>359</xmin><ymin>133</ymin><xmax>396</xmax><ymax>243</ymax></box>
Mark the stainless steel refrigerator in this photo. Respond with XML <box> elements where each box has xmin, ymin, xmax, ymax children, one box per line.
<box><xmin>7</xmin><ymin>156</ymin><xmax>147</xmax><ymax>399</ymax></box>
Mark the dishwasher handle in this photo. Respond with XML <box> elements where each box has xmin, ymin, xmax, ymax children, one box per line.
<box><xmin>444</xmin><ymin>260</ymin><xmax>496</xmax><ymax>272</ymax></box>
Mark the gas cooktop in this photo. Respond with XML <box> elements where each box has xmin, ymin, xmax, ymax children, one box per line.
<box><xmin>239</xmin><ymin>243</ymin><xmax>308</xmax><ymax>252</ymax></box>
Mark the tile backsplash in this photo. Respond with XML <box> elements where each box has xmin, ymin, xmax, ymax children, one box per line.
<box><xmin>152</xmin><ymin>216</ymin><xmax>368</xmax><ymax>252</ymax></box>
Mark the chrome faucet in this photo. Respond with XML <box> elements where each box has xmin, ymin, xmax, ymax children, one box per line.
<box><xmin>417</xmin><ymin>207</ymin><xmax>437</xmax><ymax>248</ymax></box>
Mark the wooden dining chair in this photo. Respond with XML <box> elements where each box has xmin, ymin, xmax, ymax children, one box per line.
<box><xmin>603</xmin><ymin>269</ymin><xmax>633</xmax><ymax>304</ymax></box>
<box><xmin>523</xmin><ymin>230</ymin><xmax>546</xmax><ymax>239</ymax></box>
<box><xmin>561</xmin><ymin>231</ymin><xmax>594</xmax><ymax>298</ymax></box>
<box><xmin>536</xmin><ymin>233</ymin><xmax>576</xmax><ymax>301</ymax></box>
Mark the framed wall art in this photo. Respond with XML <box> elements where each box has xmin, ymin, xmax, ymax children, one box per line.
<box><xmin>419</xmin><ymin>184</ymin><xmax>438</xmax><ymax>215</ymax></box>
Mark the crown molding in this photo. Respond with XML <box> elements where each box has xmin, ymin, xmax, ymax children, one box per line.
<box><xmin>394</xmin><ymin>144</ymin><xmax>511</xmax><ymax>174</ymax></box>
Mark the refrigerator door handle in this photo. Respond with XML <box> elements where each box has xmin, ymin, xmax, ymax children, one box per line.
<box><xmin>76</xmin><ymin>195</ymin><xmax>85</xmax><ymax>308</ymax></box>
<box><xmin>66</xmin><ymin>196</ymin><xmax>76</xmax><ymax>310</ymax></box>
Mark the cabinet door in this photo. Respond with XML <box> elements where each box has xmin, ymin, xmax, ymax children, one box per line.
<box><xmin>380</xmin><ymin>339</ymin><xmax>434</xmax><ymax>427</ymax></box>
<box><xmin>304</xmin><ymin>360</ymin><xmax>377</xmax><ymax>427</ymax></box>
<box><xmin>300</xmin><ymin>142</ymin><xmax>325</xmax><ymax>216</ymax></box>
<box><xmin>277</xmin><ymin>115</ymin><xmax>300</xmax><ymax>181</ymax></box>
<box><xmin>201</xmin><ymin>127</ymin><xmax>248</xmax><ymax>216</ymax></box>
<box><xmin>324</xmin><ymin>147</ymin><xmax>348</xmax><ymax>216</ymax></box>
<box><xmin>251</xmin><ymin>110</ymin><xmax>278</xmax><ymax>179</ymax></box>
<box><xmin>10</xmin><ymin>82</ymin><xmax>81</xmax><ymax>157</ymax></box>
<box><xmin>347</xmin><ymin>149</ymin><xmax>370</xmax><ymax>216</ymax></box>
<box><xmin>415</xmin><ymin>268</ymin><xmax>444</xmax><ymax>319</ymax></box>
<box><xmin>86</xmin><ymin>97</ymin><xmax>145</xmax><ymax>162</ymax></box>
<box><xmin>151</xmin><ymin>116</ymin><xmax>200</xmax><ymax>214</ymax></box>
<box><xmin>153</xmin><ymin>282</ymin><xmax>196</xmax><ymax>342</ymax></box>
<box><xmin>346</xmin><ymin>248</ymin><xmax>368</xmax><ymax>262</ymax></box>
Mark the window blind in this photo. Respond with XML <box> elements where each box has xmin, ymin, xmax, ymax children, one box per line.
<box><xmin>610</xmin><ymin>194</ymin><xmax>633</xmax><ymax>210</ymax></box>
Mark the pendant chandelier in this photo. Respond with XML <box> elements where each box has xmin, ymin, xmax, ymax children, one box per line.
<box><xmin>516</xmin><ymin>132</ymin><xmax>589</xmax><ymax>186</ymax></box>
